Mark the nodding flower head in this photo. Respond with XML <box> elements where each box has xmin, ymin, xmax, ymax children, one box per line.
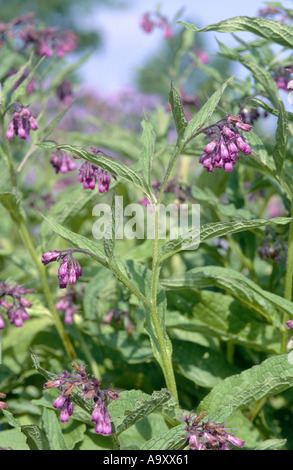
<box><xmin>41</xmin><ymin>250</ymin><xmax>82</xmax><ymax>289</ymax></box>
<box><xmin>78</xmin><ymin>149</ymin><xmax>113</xmax><ymax>192</ymax></box>
<box><xmin>199</xmin><ymin>114</ymin><xmax>252</xmax><ymax>173</ymax></box>
<box><xmin>6</xmin><ymin>105</ymin><xmax>38</xmax><ymax>141</ymax></box>
<box><xmin>50</xmin><ymin>150</ymin><xmax>77</xmax><ymax>175</ymax></box>
<box><xmin>43</xmin><ymin>362</ymin><xmax>119</xmax><ymax>435</ymax></box>
<box><xmin>0</xmin><ymin>281</ymin><xmax>33</xmax><ymax>330</ymax></box>
<box><xmin>140</xmin><ymin>11</ymin><xmax>172</xmax><ymax>39</ymax></box>
<box><xmin>182</xmin><ymin>411</ymin><xmax>245</xmax><ymax>450</ymax></box>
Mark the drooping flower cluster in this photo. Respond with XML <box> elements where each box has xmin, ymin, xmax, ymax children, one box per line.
<box><xmin>44</xmin><ymin>362</ymin><xmax>119</xmax><ymax>435</ymax></box>
<box><xmin>199</xmin><ymin>115</ymin><xmax>252</xmax><ymax>173</ymax></box>
<box><xmin>55</xmin><ymin>287</ymin><xmax>81</xmax><ymax>325</ymax></box>
<box><xmin>140</xmin><ymin>11</ymin><xmax>173</xmax><ymax>39</ymax></box>
<box><xmin>0</xmin><ymin>14</ymin><xmax>77</xmax><ymax>58</ymax></box>
<box><xmin>182</xmin><ymin>411</ymin><xmax>245</xmax><ymax>450</ymax></box>
<box><xmin>19</xmin><ymin>24</ymin><xmax>77</xmax><ymax>58</ymax></box>
<box><xmin>50</xmin><ymin>150</ymin><xmax>77</xmax><ymax>175</ymax></box>
<box><xmin>78</xmin><ymin>149</ymin><xmax>113</xmax><ymax>192</ymax></box>
<box><xmin>6</xmin><ymin>105</ymin><xmax>38</xmax><ymax>140</ymax></box>
<box><xmin>257</xmin><ymin>227</ymin><xmax>288</xmax><ymax>265</ymax></box>
<box><xmin>41</xmin><ymin>250</ymin><xmax>82</xmax><ymax>289</ymax></box>
<box><xmin>0</xmin><ymin>393</ymin><xmax>7</xmax><ymax>410</ymax></box>
<box><xmin>273</xmin><ymin>65</ymin><xmax>292</xmax><ymax>91</ymax></box>
<box><xmin>0</xmin><ymin>281</ymin><xmax>33</xmax><ymax>329</ymax></box>
<box><xmin>102</xmin><ymin>309</ymin><xmax>133</xmax><ymax>337</ymax></box>
<box><xmin>56</xmin><ymin>80</ymin><xmax>73</xmax><ymax>105</ymax></box>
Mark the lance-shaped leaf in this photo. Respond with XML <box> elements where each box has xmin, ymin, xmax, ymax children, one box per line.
<box><xmin>108</xmin><ymin>389</ymin><xmax>173</xmax><ymax>436</ymax></box>
<box><xmin>273</xmin><ymin>100</ymin><xmax>288</xmax><ymax>176</ymax></box>
<box><xmin>140</xmin><ymin>117</ymin><xmax>155</xmax><ymax>187</ymax></box>
<box><xmin>56</xmin><ymin>144</ymin><xmax>152</xmax><ymax>199</ymax></box>
<box><xmin>168</xmin><ymin>82</ymin><xmax>188</xmax><ymax>139</ymax></box>
<box><xmin>33</xmin><ymin>102</ymin><xmax>73</xmax><ymax>144</ymax></box>
<box><xmin>179</xmin><ymin>16</ymin><xmax>293</xmax><ymax>49</ymax></box>
<box><xmin>158</xmin><ymin>217</ymin><xmax>292</xmax><ymax>264</ymax></box>
<box><xmin>183</xmin><ymin>76</ymin><xmax>233</xmax><ymax>144</ymax></box>
<box><xmin>41</xmin><ymin>215</ymin><xmax>108</xmax><ymax>267</ymax></box>
<box><xmin>161</xmin><ymin>266</ymin><xmax>293</xmax><ymax>328</ymax></box>
<box><xmin>197</xmin><ymin>354</ymin><xmax>293</xmax><ymax>424</ymax></box>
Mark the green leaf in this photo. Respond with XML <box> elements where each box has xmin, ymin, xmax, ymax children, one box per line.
<box><xmin>183</xmin><ymin>76</ymin><xmax>233</xmax><ymax>143</ymax></box>
<box><xmin>41</xmin><ymin>215</ymin><xmax>108</xmax><ymax>266</ymax></box>
<box><xmin>38</xmin><ymin>181</ymin><xmax>118</xmax><ymax>243</ymax></box>
<box><xmin>197</xmin><ymin>354</ymin><xmax>293</xmax><ymax>423</ymax></box>
<box><xmin>254</xmin><ymin>439</ymin><xmax>287</xmax><ymax>450</ymax></box>
<box><xmin>0</xmin><ymin>188</ymin><xmax>24</xmax><ymax>222</ymax></box>
<box><xmin>158</xmin><ymin>217</ymin><xmax>292</xmax><ymax>264</ymax></box>
<box><xmin>108</xmin><ymin>389</ymin><xmax>173</xmax><ymax>436</ymax></box>
<box><xmin>173</xmin><ymin>339</ymin><xmax>239</xmax><ymax>388</ymax></box>
<box><xmin>42</xmin><ymin>407</ymin><xmax>68</xmax><ymax>450</ymax></box>
<box><xmin>103</xmin><ymin>189</ymin><xmax>118</xmax><ymax>261</ymax></box>
<box><xmin>179</xmin><ymin>16</ymin><xmax>293</xmax><ymax>49</ymax></box>
<box><xmin>161</xmin><ymin>266</ymin><xmax>292</xmax><ymax>328</ymax></box>
<box><xmin>140</xmin><ymin>116</ymin><xmax>156</xmax><ymax>187</ymax></box>
<box><xmin>273</xmin><ymin>101</ymin><xmax>288</xmax><ymax>176</ymax></box>
<box><xmin>34</xmin><ymin>103</ymin><xmax>73</xmax><ymax>143</ymax></box>
<box><xmin>10</xmin><ymin>56</ymin><xmax>45</xmax><ymax>104</ymax></box>
<box><xmin>21</xmin><ymin>425</ymin><xmax>51</xmax><ymax>451</ymax></box>
<box><xmin>166</xmin><ymin>291</ymin><xmax>281</xmax><ymax>354</ymax></box>
<box><xmin>168</xmin><ymin>82</ymin><xmax>188</xmax><ymax>139</ymax></box>
<box><xmin>1</xmin><ymin>53</ymin><xmax>33</xmax><ymax>105</ymax></box>
<box><xmin>140</xmin><ymin>423</ymin><xmax>186</xmax><ymax>450</ymax></box>
<box><xmin>56</xmin><ymin>144</ymin><xmax>152</xmax><ymax>199</ymax></box>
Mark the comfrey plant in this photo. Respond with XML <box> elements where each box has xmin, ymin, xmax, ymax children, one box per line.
<box><xmin>2</xmin><ymin>4</ymin><xmax>293</xmax><ymax>452</ymax></box>
<box><xmin>44</xmin><ymin>362</ymin><xmax>118</xmax><ymax>435</ymax></box>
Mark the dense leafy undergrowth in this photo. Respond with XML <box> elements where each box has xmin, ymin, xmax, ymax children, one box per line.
<box><xmin>1</xmin><ymin>4</ymin><xmax>293</xmax><ymax>451</ymax></box>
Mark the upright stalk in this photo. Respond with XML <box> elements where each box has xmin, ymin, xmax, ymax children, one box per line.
<box><xmin>150</xmin><ymin>204</ymin><xmax>178</xmax><ymax>400</ymax></box>
<box><xmin>281</xmin><ymin>202</ymin><xmax>293</xmax><ymax>353</ymax></box>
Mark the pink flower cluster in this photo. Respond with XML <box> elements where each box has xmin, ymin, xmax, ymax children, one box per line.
<box><xmin>183</xmin><ymin>411</ymin><xmax>245</xmax><ymax>450</ymax></box>
<box><xmin>19</xmin><ymin>25</ymin><xmax>77</xmax><ymax>58</ymax></box>
<box><xmin>0</xmin><ymin>14</ymin><xmax>76</xmax><ymax>58</ymax></box>
<box><xmin>199</xmin><ymin>115</ymin><xmax>252</xmax><ymax>173</ymax></box>
<box><xmin>50</xmin><ymin>150</ymin><xmax>77</xmax><ymax>174</ymax></box>
<box><xmin>55</xmin><ymin>290</ymin><xmax>80</xmax><ymax>325</ymax></box>
<box><xmin>41</xmin><ymin>250</ymin><xmax>82</xmax><ymax>289</ymax></box>
<box><xmin>140</xmin><ymin>11</ymin><xmax>173</xmax><ymax>39</ymax></box>
<box><xmin>6</xmin><ymin>105</ymin><xmax>38</xmax><ymax>140</ymax></box>
<box><xmin>44</xmin><ymin>362</ymin><xmax>119</xmax><ymax>435</ymax></box>
<box><xmin>0</xmin><ymin>281</ymin><xmax>33</xmax><ymax>329</ymax></box>
<box><xmin>78</xmin><ymin>161</ymin><xmax>112</xmax><ymax>192</ymax></box>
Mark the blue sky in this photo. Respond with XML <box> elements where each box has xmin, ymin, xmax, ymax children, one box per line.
<box><xmin>78</xmin><ymin>0</ymin><xmax>293</xmax><ymax>93</ymax></box>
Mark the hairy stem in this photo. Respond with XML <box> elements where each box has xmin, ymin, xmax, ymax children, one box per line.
<box><xmin>150</xmin><ymin>205</ymin><xmax>178</xmax><ymax>400</ymax></box>
<box><xmin>281</xmin><ymin>203</ymin><xmax>293</xmax><ymax>353</ymax></box>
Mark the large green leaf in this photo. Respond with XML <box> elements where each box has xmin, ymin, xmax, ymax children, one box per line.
<box><xmin>161</xmin><ymin>266</ymin><xmax>293</xmax><ymax>327</ymax></box>
<box><xmin>197</xmin><ymin>354</ymin><xmax>293</xmax><ymax>423</ymax></box>
<box><xmin>273</xmin><ymin>101</ymin><xmax>288</xmax><ymax>177</ymax></box>
<box><xmin>183</xmin><ymin>76</ymin><xmax>233</xmax><ymax>144</ymax></box>
<box><xmin>166</xmin><ymin>290</ymin><xmax>281</xmax><ymax>354</ymax></box>
<box><xmin>179</xmin><ymin>16</ymin><xmax>293</xmax><ymax>49</ymax></box>
<box><xmin>168</xmin><ymin>82</ymin><xmax>188</xmax><ymax>139</ymax></box>
<box><xmin>140</xmin><ymin>116</ymin><xmax>156</xmax><ymax>188</ymax></box>
<box><xmin>158</xmin><ymin>217</ymin><xmax>292</xmax><ymax>264</ymax></box>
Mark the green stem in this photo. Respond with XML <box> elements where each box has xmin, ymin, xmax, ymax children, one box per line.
<box><xmin>149</xmin><ymin>203</ymin><xmax>178</xmax><ymax>401</ymax></box>
<box><xmin>18</xmin><ymin>218</ymin><xmax>77</xmax><ymax>359</ymax></box>
<box><xmin>281</xmin><ymin>203</ymin><xmax>293</xmax><ymax>353</ymax></box>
